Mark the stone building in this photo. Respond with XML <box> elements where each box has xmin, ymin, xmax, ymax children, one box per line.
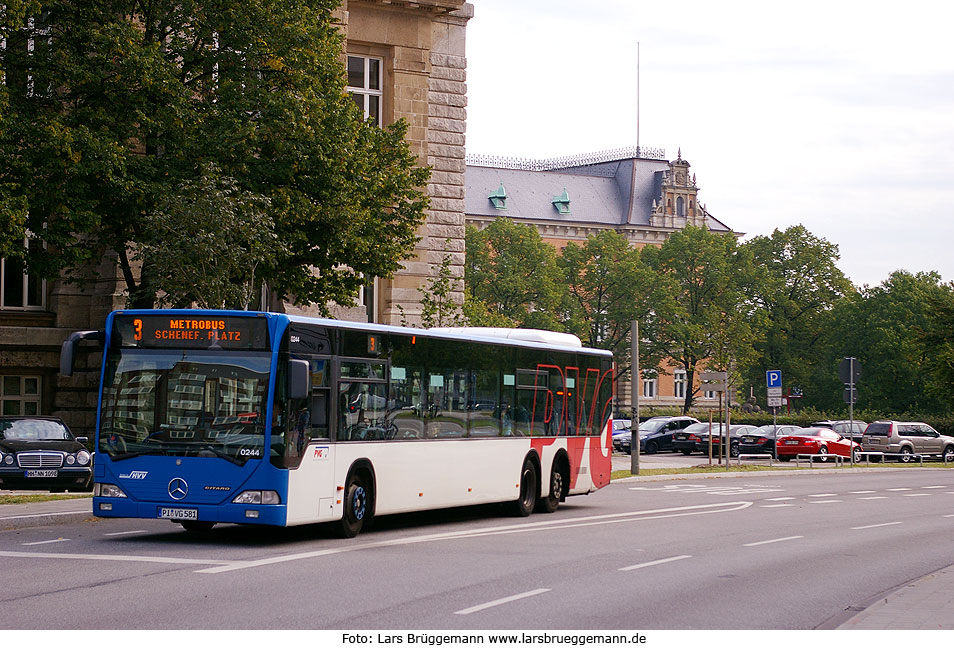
<box><xmin>465</xmin><ymin>145</ymin><xmax>736</xmax><ymax>411</ymax></box>
<box><xmin>0</xmin><ymin>0</ymin><xmax>473</xmax><ymax>437</ymax></box>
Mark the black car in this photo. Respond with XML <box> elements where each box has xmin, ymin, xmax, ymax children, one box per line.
<box><xmin>694</xmin><ymin>424</ymin><xmax>758</xmax><ymax>457</ymax></box>
<box><xmin>672</xmin><ymin>422</ymin><xmax>713</xmax><ymax>455</ymax></box>
<box><xmin>637</xmin><ymin>416</ymin><xmax>700</xmax><ymax>454</ymax></box>
<box><xmin>0</xmin><ymin>417</ymin><xmax>93</xmax><ymax>492</ymax></box>
<box><xmin>737</xmin><ymin>424</ymin><xmax>800</xmax><ymax>458</ymax></box>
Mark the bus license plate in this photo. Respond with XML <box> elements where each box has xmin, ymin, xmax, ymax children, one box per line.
<box><xmin>159</xmin><ymin>507</ymin><xmax>198</xmax><ymax>520</ymax></box>
<box><xmin>26</xmin><ymin>470</ymin><xmax>58</xmax><ymax>478</ymax></box>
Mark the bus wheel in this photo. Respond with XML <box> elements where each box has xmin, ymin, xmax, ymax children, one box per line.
<box><xmin>511</xmin><ymin>457</ymin><xmax>538</xmax><ymax>517</ymax></box>
<box><xmin>180</xmin><ymin>520</ymin><xmax>215</xmax><ymax>533</ymax></box>
<box><xmin>537</xmin><ymin>461</ymin><xmax>565</xmax><ymax>514</ymax></box>
<box><xmin>338</xmin><ymin>473</ymin><xmax>371</xmax><ymax>538</ymax></box>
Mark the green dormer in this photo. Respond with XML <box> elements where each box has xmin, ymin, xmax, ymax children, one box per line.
<box><xmin>488</xmin><ymin>183</ymin><xmax>507</xmax><ymax>210</ymax></box>
<box><xmin>552</xmin><ymin>187</ymin><xmax>571</xmax><ymax>214</ymax></box>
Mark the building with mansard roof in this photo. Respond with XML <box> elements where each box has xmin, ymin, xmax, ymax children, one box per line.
<box><xmin>465</xmin><ymin>146</ymin><xmax>737</xmax><ymax>411</ymax></box>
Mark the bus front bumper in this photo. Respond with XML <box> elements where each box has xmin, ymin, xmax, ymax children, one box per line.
<box><xmin>93</xmin><ymin>498</ymin><xmax>286</xmax><ymax>526</ymax></box>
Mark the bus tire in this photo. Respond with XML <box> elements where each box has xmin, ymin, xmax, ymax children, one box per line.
<box><xmin>537</xmin><ymin>457</ymin><xmax>567</xmax><ymax>514</ymax></box>
<box><xmin>511</xmin><ymin>456</ymin><xmax>538</xmax><ymax>517</ymax></box>
<box><xmin>337</xmin><ymin>471</ymin><xmax>372</xmax><ymax>538</ymax></box>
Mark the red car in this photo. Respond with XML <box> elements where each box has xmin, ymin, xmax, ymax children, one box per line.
<box><xmin>776</xmin><ymin>427</ymin><xmax>862</xmax><ymax>462</ymax></box>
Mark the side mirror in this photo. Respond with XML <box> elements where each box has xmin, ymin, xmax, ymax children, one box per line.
<box><xmin>76</xmin><ymin>437</ymin><xmax>89</xmax><ymax>444</ymax></box>
<box><xmin>288</xmin><ymin>359</ymin><xmax>311</xmax><ymax>400</ymax></box>
<box><xmin>60</xmin><ymin>330</ymin><xmax>105</xmax><ymax>376</ymax></box>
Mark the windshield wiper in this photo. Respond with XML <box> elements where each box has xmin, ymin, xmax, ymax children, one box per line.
<box><xmin>197</xmin><ymin>445</ymin><xmax>244</xmax><ymax>466</ymax></box>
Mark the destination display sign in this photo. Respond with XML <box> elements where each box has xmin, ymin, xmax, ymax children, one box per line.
<box><xmin>113</xmin><ymin>314</ymin><xmax>270</xmax><ymax>350</ymax></box>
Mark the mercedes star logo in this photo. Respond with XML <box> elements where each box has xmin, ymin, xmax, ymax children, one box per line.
<box><xmin>168</xmin><ymin>477</ymin><xmax>189</xmax><ymax>500</ymax></box>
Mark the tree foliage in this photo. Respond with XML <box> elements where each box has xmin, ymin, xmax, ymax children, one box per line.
<box><xmin>0</xmin><ymin>0</ymin><xmax>429</xmax><ymax>310</ymax></box>
<box><xmin>743</xmin><ymin>225</ymin><xmax>854</xmax><ymax>396</ymax></box>
<box><xmin>132</xmin><ymin>164</ymin><xmax>281</xmax><ymax>309</ymax></box>
<box><xmin>640</xmin><ymin>226</ymin><xmax>760</xmax><ymax>413</ymax></box>
<box><xmin>812</xmin><ymin>271</ymin><xmax>952</xmax><ymax>414</ymax></box>
<box><xmin>464</xmin><ymin>219</ymin><xmax>562</xmax><ymax>330</ymax></box>
<box><xmin>558</xmin><ymin>230</ymin><xmax>663</xmax><ymax>376</ymax></box>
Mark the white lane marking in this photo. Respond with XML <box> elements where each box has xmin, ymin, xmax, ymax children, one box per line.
<box><xmin>859</xmin><ymin>496</ymin><xmax>889</xmax><ymax>500</ymax></box>
<box><xmin>851</xmin><ymin>522</ymin><xmax>901</xmax><ymax>530</ymax></box>
<box><xmin>198</xmin><ymin>501</ymin><xmax>754</xmax><ymax>575</ymax></box>
<box><xmin>904</xmin><ymin>493</ymin><xmax>931</xmax><ymax>497</ymax></box>
<box><xmin>759</xmin><ymin>504</ymin><xmax>792</xmax><ymax>508</ymax></box>
<box><xmin>765</xmin><ymin>497</ymin><xmax>795</xmax><ymax>501</ymax></box>
<box><xmin>887</xmin><ymin>488</ymin><xmax>911</xmax><ymax>492</ymax></box>
<box><xmin>0</xmin><ymin>509</ymin><xmax>89</xmax><ymax>522</ymax></box>
<box><xmin>630</xmin><ymin>485</ymin><xmax>783</xmax><ymax>496</ymax></box>
<box><xmin>849</xmin><ymin>491</ymin><xmax>876</xmax><ymax>494</ymax></box>
<box><xmin>743</xmin><ymin>536</ymin><xmax>804</xmax><ymax>547</ymax></box>
<box><xmin>809</xmin><ymin>500</ymin><xmax>842</xmax><ymax>504</ymax></box>
<box><xmin>619</xmin><ymin>555</ymin><xmax>692</xmax><ymax>572</ymax></box>
<box><xmin>103</xmin><ymin>530</ymin><xmax>148</xmax><ymax>537</ymax></box>
<box><xmin>922</xmin><ymin>486</ymin><xmax>947</xmax><ymax>489</ymax></box>
<box><xmin>455</xmin><ymin>589</ymin><xmax>551</xmax><ymax>615</ymax></box>
<box><xmin>0</xmin><ymin>551</ymin><xmax>232</xmax><ymax>566</ymax></box>
<box><xmin>21</xmin><ymin>538</ymin><xmax>70</xmax><ymax>546</ymax></box>
<box><xmin>809</xmin><ymin>493</ymin><xmax>837</xmax><ymax>497</ymax></box>
<box><xmin>944</xmin><ymin>515</ymin><xmax>954</xmax><ymax>518</ymax></box>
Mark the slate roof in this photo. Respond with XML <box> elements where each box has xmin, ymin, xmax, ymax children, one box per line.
<box><xmin>465</xmin><ymin>152</ymin><xmax>732</xmax><ymax>233</ymax></box>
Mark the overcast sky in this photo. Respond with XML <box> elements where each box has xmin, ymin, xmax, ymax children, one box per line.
<box><xmin>464</xmin><ymin>0</ymin><xmax>954</xmax><ymax>289</ymax></box>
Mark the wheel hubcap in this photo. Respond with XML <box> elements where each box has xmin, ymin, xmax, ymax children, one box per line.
<box><xmin>352</xmin><ymin>486</ymin><xmax>366</xmax><ymax>520</ymax></box>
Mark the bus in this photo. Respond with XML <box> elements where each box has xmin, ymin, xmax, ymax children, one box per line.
<box><xmin>61</xmin><ymin>310</ymin><xmax>614</xmax><ymax>536</ymax></box>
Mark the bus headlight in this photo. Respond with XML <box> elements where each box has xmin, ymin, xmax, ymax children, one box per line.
<box><xmin>232</xmin><ymin>490</ymin><xmax>281</xmax><ymax>505</ymax></box>
<box><xmin>94</xmin><ymin>483</ymin><xmax>127</xmax><ymax>498</ymax></box>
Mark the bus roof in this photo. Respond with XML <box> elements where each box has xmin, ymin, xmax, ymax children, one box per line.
<box><xmin>108</xmin><ymin>310</ymin><xmax>612</xmax><ymax>357</ymax></box>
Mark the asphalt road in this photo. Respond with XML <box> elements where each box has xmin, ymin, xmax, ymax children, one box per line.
<box><xmin>3</xmin><ymin>468</ymin><xmax>954</xmax><ymax>630</ymax></box>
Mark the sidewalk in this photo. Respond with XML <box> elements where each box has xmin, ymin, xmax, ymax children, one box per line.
<box><xmin>0</xmin><ymin>494</ymin><xmax>92</xmax><ymax>529</ymax></box>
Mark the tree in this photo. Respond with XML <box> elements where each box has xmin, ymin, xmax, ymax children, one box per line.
<box><xmin>407</xmin><ymin>245</ymin><xmax>467</xmax><ymax>329</ymax></box>
<box><xmin>918</xmin><ymin>284</ymin><xmax>954</xmax><ymax>410</ymax></box>
<box><xmin>464</xmin><ymin>219</ymin><xmax>562</xmax><ymax>330</ymax></box>
<box><xmin>557</xmin><ymin>230</ymin><xmax>663</xmax><ymax>376</ymax></box>
<box><xmin>814</xmin><ymin>271</ymin><xmax>951</xmax><ymax>414</ymax></box>
<box><xmin>0</xmin><ymin>0</ymin><xmax>429</xmax><ymax>310</ymax></box>
<box><xmin>743</xmin><ymin>225</ymin><xmax>854</xmax><ymax>399</ymax></box>
<box><xmin>642</xmin><ymin>225</ymin><xmax>759</xmax><ymax>413</ymax></box>
<box><xmin>132</xmin><ymin>164</ymin><xmax>281</xmax><ymax>309</ymax></box>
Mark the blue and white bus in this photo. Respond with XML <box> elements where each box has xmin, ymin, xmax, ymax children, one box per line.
<box><xmin>62</xmin><ymin>310</ymin><xmax>614</xmax><ymax>536</ymax></box>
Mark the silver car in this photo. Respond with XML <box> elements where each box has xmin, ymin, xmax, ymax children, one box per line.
<box><xmin>861</xmin><ymin>421</ymin><xmax>954</xmax><ymax>462</ymax></box>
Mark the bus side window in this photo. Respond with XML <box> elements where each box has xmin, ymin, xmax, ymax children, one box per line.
<box><xmin>310</xmin><ymin>391</ymin><xmax>329</xmax><ymax>438</ymax></box>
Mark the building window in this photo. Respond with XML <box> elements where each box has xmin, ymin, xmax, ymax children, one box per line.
<box><xmin>703</xmin><ymin>388</ymin><xmax>716</xmax><ymax>400</ymax></box>
<box><xmin>347</xmin><ymin>55</ymin><xmax>382</xmax><ymax>125</ymax></box>
<box><xmin>676</xmin><ymin>196</ymin><xmax>685</xmax><ymax>217</ymax></box>
<box><xmin>1</xmin><ymin>238</ymin><xmax>46</xmax><ymax>310</ymax></box>
<box><xmin>1</xmin><ymin>375</ymin><xmax>40</xmax><ymax>416</ymax></box>
<box><xmin>642</xmin><ymin>378</ymin><xmax>657</xmax><ymax>399</ymax></box>
<box><xmin>673</xmin><ymin>370</ymin><xmax>687</xmax><ymax>399</ymax></box>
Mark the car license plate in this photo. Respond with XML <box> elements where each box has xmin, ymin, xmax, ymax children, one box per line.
<box><xmin>25</xmin><ymin>470</ymin><xmax>58</xmax><ymax>478</ymax></box>
<box><xmin>785</xmin><ymin>440</ymin><xmax>798</xmax><ymax>445</ymax></box>
<box><xmin>158</xmin><ymin>507</ymin><xmax>198</xmax><ymax>520</ymax></box>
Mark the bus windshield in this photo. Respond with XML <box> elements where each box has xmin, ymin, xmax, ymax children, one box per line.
<box><xmin>98</xmin><ymin>349</ymin><xmax>271</xmax><ymax>464</ymax></box>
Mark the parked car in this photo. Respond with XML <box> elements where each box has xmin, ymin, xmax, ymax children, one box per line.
<box><xmin>0</xmin><ymin>416</ymin><xmax>93</xmax><ymax>492</ymax></box>
<box><xmin>672</xmin><ymin>422</ymin><xmax>715</xmax><ymax>455</ymax></box>
<box><xmin>636</xmin><ymin>416</ymin><xmax>699</xmax><ymax>454</ymax></box>
<box><xmin>694</xmin><ymin>424</ymin><xmax>758</xmax><ymax>457</ymax></box>
<box><xmin>861</xmin><ymin>421</ymin><xmax>954</xmax><ymax>462</ymax></box>
<box><xmin>612</xmin><ymin>419</ymin><xmax>632</xmax><ymax>453</ymax></box>
<box><xmin>776</xmin><ymin>426</ymin><xmax>862</xmax><ymax>462</ymax></box>
<box><xmin>737</xmin><ymin>424</ymin><xmax>800</xmax><ymax>458</ymax></box>
<box><xmin>811</xmin><ymin>419</ymin><xmax>868</xmax><ymax>444</ymax></box>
